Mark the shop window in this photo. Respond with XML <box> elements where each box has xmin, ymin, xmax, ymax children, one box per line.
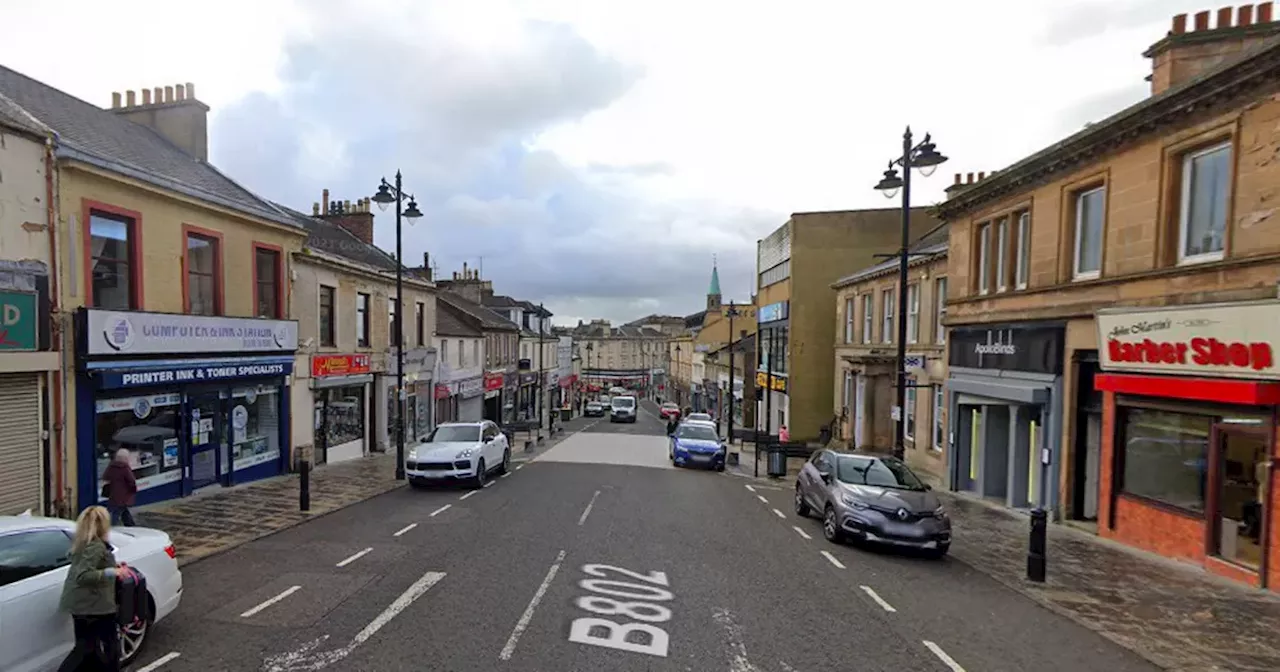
<box><xmin>254</xmin><ymin>245</ymin><xmax>282</xmax><ymax>318</ymax></box>
<box><xmin>1217</xmin><ymin>427</ymin><xmax>1270</xmax><ymax>569</ymax></box>
<box><xmin>321</xmin><ymin>386</ymin><xmax>365</xmax><ymax>450</ymax></box>
<box><xmin>934</xmin><ymin>277</ymin><xmax>947</xmax><ymax>345</ymax></box>
<box><xmin>230</xmin><ymin>386</ymin><xmax>280</xmax><ymax>471</ymax></box>
<box><xmin>88</xmin><ymin>211</ymin><xmax>138</xmax><ymax>310</ymax></box>
<box><xmin>1072</xmin><ymin>186</ymin><xmax>1105</xmax><ymax>280</ymax></box>
<box><xmin>1119</xmin><ymin>408</ymin><xmax>1210</xmax><ymax>513</ymax></box>
<box><xmin>1177</xmin><ymin>141</ymin><xmax>1231</xmax><ymax>265</ymax></box>
<box><xmin>94</xmin><ymin>394</ymin><xmax>183</xmax><ymax>496</ymax></box>
<box><xmin>357</xmin><ymin>293</ymin><xmax>370</xmax><ymax>347</ymax></box>
<box><xmin>185</xmin><ymin>230</ymin><xmax>222</xmax><ymax>315</ymax></box>
<box><xmin>319</xmin><ymin>286</ymin><xmax>336</xmax><ymax>347</ymax></box>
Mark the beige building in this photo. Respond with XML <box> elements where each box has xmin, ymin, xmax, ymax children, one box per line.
<box><xmin>573</xmin><ymin>319</ymin><xmax>666</xmax><ymax>392</ymax></box>
<box><xmin>832</xmin><ymin>228</ymin><xmax>949</xmax><ymax>482</ymax></box>
<box><xmin>434</xmin><ymin>298</ymin><xmax>486</xmax><ymax>424</ymax></box>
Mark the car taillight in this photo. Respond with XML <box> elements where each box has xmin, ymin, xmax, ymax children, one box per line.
<box><xmin>164</xmin><ymin>544</ymin><xmax>177</xmax><ymax>559</ymax></box>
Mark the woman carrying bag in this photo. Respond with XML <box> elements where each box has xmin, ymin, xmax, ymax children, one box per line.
<box><xmin>58</xmin><ymin>505</ymin><xmax>126</xmax><ymax>672</ymax></box>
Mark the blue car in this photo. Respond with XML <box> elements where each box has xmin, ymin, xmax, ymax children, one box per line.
<box><xmin>669</xmin><ymin>422</ymin><xmax>726</xmax><ymax>471</ymax></box>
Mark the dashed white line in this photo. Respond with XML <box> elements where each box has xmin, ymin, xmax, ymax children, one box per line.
<box><xmin>791</xmin><ymin>526</ymin><xmax>812</xmax><ymax>540</ymax></box>
<box><xmin>771</xmin><ymin>508</ymin><xmax>786</xmax><ymax>519</ymax></box>
<box><xmin>860</xmin><ymin>585</ymin><xmax>896</xmax><ymax>612</ymax></box>
<box><xmin>744</xmin><ymin>484</ymin><xmax>756</xmax><ymax>493</ymax></box>
<box><xmin>578</xmin><ymin>490</ymin><xmax>601</xmax><ymax>526</ymax></box>
<box><xmin>135</xmin><ymin>652</ymin><xmax>180</xmax><ymax>672</ymax></box>
<box><xmin>336</xmin><ymin>548</ymin><xmax>373</xmax><ymax>568</ymax></box>
<box><xmin>240</xmin><ymin>585</ymin><xmax>301</xmax><ymax>618</ymax></box>
<box><xmin>820</xmin><ymin>551</ymin><xmax>846</xmax><ymax>569</ymax></box>
<box><xmin>500</xmin><ymin>472</ymin><xmax>512</xmax><ymax>478</ymax></box>
<box><xmin>756</xmin><ymin>494</ymin><xmax>769</xmax><ymax>504</ymax></box>
<box><xmin>429</xmin><ymin>505</ymin><xmax>451</xmax><ymax>517</ymax></box>
<box><xmin>923</xmin><ymin>641</ymin><xmax>966</xmax><ymax>671</ymax></box>
<box><xmin>515</xmin><ymin>464</ymin><xmax>525</xmax><ymax>470</ymax></box>
<box><xmin>499</xmin><ymin>549</ymin><xmax>567</xmax><ymax>660</ymax></box>
<box><xmin>459</xmin><ymin>490</ymin><xmax>479</xmax><ymax>500</ymax></box>
<box><xmin>393</xmin><ymin>523</ymin><xmax>418</xmax><ymax>537</ymax></box>
<box><xmin>483</xmin><ymin>480</ymin><xmax>495</xmax><ymax>488</ymax></box>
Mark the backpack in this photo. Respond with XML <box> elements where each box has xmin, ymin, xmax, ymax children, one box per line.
<box><xmin>115</xmin><ymin>566</ymin><xmax>148</xmax><ymax>626</ymax></box>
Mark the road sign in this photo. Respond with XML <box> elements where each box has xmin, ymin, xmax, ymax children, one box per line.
<box><xmin>903</xmin><ymin>355</ymin><xmax>925</xmax><ymax>370</ymax></box>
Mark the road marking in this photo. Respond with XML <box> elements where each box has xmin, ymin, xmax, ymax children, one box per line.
<box><xmin>570</xmin><ymin>563</ymin><xmax>672</xmax><ymax>657</ymax></box>
<box><xmin>791</xmin><ymin>526</ymin><xmax>811</xmax><ymax>540</ymax></box>
<box><xmin>483</xmin><ymin>480</ymin><xmax>495</xmax><ymax>488</ymax></box>
<box><xmin>430</xmin><ymin>504</ymin><xmax>451</xmax><ymax>517</ymax></box>
<box><xmin>516</xmin><ymin>464</ymin><xmax>525</xmax><ymax>470</ymax></box>
<box><xmin>459</xmin><ymin>490</ymin><xmax>479</xmax><ymax>500</ymax></box>
<box><xmin>263</xmin><ymin>571</ymin><xmax>446</xmax><ymax>671</ymax></box>
<box><xmin>923</xmin><ymin>641</ymin><xmax>966</xmax><ymax>671</ymax></box>
<box><xmin>500</xmin><ymin>472</ymin><xmax>512</xmax><ymax>478</ymax></box>
<box><xmin>744</xmin><ymin>484</ymin><xmax>756</xmax><ymax>493</ymax></box>
<box><xmin>771</xmin><ymin>508</ymin><xmax>786</xmax><ymax>519</ymax></box>
<box><xmin>240</xmin><ymin>585</ymin><xmax>301</xmax><ymax>618</ymax></box>
<box><xmin>712</xmin><ymin>608</ymin><xmax>761</xmax><ymax>670</ymax></box>
<box><xmin>499</xmin><ymin>549</ymin><xmax>567</xmax><ymax>660</ymax></box>
<box><xmin>820</xmin><ymin>551</ymin><xmax>846</xmax><ymax>569</ymax></box>
<box><xmin>336</xmin><ymin>548</ymin><xmax>373</xmax><ymax>568</ymax></box>
<box><xmin>860</xmin><ymin>585</ymin><xmax>896</xmax><ymax>612</ymax></box>
<box><xmin>393</xmin><ymin>523</ymin><xmax>418</xmax><ymax>537</ymax></box>
<box><xmin>578</xmin><ymin>490</ymin><xmax>601</xmax><ymax>526</ymax></box>
<box><xmin>135</xmin><ymin>651</ymin><xmax>180</xmax><ymax>672</ymax></box>
<box><xmin>756</xmin><ymin>495</ymin><xmax>768</xmax><ymax>504</ymax></box>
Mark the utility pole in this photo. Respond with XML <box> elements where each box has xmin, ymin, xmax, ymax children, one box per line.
<box><xmin>725</xmin><ymin>301</ymin><xmax>739</xmax><ymax>443</ymax></box>
<box><xmin>537</xmin><ymin>303</ymin><xmax>546</xmax><ymax>433</ymax></box>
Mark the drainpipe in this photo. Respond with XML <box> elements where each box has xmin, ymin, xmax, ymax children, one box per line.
<box><xmin>43</xmin><ymin>134</ymin><xmax>68</xmax><ymax>516</ymax></box>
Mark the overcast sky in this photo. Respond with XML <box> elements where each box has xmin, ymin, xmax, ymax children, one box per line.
<box><xmin>0</xmin><ymin>0</ymin><xmax>1195</xmax><ymax>324</ymax></box>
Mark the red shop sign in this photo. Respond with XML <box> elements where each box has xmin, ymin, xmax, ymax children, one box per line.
<box><xmin>484</xmin><ymin>372</ymin><xmax>504</xmax><ymax>391</ymax></box>
<box><xmin>435</xmin><ymin>384</ymin><xmax>451</xmax><ymax>400</ymax></box>
<box><xmin>312</xmin><ymin>354</ymin><xmax>371</xmax><ymax>377</ymax></box>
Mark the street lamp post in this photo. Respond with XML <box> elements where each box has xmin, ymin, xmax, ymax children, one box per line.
<box><xmin>725</xmin><ymin>301</ymin><xmax>740</xmax><ymax>443</ymax></box>
<box><xmin>586</xmin><ymin>342</ymin><xmax>594</xmax><ymax>393</ymax></box>
<box><xmin>537</xmin><ymin>303</ymin><xmax>546</xmax><ymax>434</ymax></box>
<box><xmin>873</xmin><ymin>127</ymin><xmax>947</xmax><ymax>461</ymax></box>
<box><xmin>371</xmin><ymin>172</ymin><xmax>424</xmax><ymax>481</ymax></box>
<box><xmin>675</xmin><ymin>344</ymin><xmax>683</xmax><ymax>406</ymax></box>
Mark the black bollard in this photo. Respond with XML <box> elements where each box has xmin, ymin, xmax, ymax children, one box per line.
<box><xmin>1027</xmin><ymin>507</ymin><xmax>1047</xmax><ymax>582</ymax></box>
<box><xmin>299</xmin><ymin>459</ymin><xmax>311</xmax><ymax>512</ymax></box>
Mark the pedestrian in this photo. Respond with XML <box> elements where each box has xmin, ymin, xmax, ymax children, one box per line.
<box><xmin>100</xmin><ymin>449</ymin><xmax>137</xmax><ymax>527</ymax></box>
<box><xmin>57</xmin><ymin>505</ymin><xmax>126</xmax><ymax>672</ymax></box>
<box><xmin>779</xmin><ymin>424</ymin><xmax>790</xmax><ymax>443</ymax></box>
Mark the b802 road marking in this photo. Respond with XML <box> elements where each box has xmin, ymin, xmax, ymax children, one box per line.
<box><xmin>568</xmin><ymin>563</ymin><xmax>672</xmax><ymax>657</ymax></box>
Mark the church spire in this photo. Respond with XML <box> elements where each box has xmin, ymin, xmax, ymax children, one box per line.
<box><xmin>706</xmin><ymin>256</ymin><xmax>722</xmax><ymax>311</ymax></box>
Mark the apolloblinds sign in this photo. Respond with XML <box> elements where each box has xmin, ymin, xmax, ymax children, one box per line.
<box><xmin>1096</xmin><ymin>301</ymin><xmax>1280</xmax><ymax>381</ymax></box>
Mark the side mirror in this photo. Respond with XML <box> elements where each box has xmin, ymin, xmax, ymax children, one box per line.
<box><xmin>923</xmin><ymin>484</ymin><xmax>932</xmax><ymax>491</ymax></box>
<box><xmin>819</xmin><ymin>470</ymin><xmax>832</xmax><ymax>484</ymax></box>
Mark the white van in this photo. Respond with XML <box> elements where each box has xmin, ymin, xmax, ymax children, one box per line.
<box><xmin>610</xmin><ymin>395</ymin><xmax>637</xmax><ymax>423</ymax></box>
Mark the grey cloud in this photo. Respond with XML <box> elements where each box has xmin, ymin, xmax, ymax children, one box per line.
<box><xmin>1053</xmin><ymin>82</ymin><xmax>1148</xmax><ymax>136</ymax></box>
<box><xmin>1042</xmin><ymin>0</ymin><xmax>1181</xmax><ymax>46</ymax></box>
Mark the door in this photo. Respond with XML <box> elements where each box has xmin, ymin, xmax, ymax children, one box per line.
<box><xmin>188</xmin><ymin>393</ymin><xmax>222</xmax><ymax>490</ymax></box>
<box><xmin>0</xmin><ymin>529</ymin><xmax>75</xmax><ymax>672</ymax></box>
<box><xmin>1210</xmin><ymin>424</ymin><xmax>1271</xmax><ymax>570</ymax></box>
<box><xmin>854</xmin><ymin>375</ymin><xmax>866</xmax><ymax>448</ymax></box>
<box><xmin>0</xmin><ymin>374</ymin><xmax>42</xmax><ymax>515</ymax></box>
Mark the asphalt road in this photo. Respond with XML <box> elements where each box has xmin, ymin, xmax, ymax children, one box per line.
<box><xmin>136</xmin><ymin>402</ymin><xmax>1159</xmax><ymax>672</ymax></box>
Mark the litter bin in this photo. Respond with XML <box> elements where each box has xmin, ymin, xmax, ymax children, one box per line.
<box><xmin>767</xmin><ymin>446</ymin><xmax>787</xmax><ymax>477</ymax></box>
<box><xmin>561</xmin><ymin>408</ymin><xmax>572</xmax><ymax>422</ymax></box>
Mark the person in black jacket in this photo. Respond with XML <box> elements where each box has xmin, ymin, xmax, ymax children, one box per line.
<box><xmin>58</xmin><ymin>505</ymin><xmax>125</xmax><ymax>672</ymax></box>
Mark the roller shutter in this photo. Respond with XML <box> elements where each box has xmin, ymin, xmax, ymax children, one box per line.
<box><xmin>0</xmin><ymin>373</ymin><xmax>43</xmax><ymax>515</ymax></box>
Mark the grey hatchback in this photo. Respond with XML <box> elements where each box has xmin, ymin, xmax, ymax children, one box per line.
<box><xmin>794</xmin><ymin>450</ymin><xmax>951</xmax><ymax>558</ymax></box>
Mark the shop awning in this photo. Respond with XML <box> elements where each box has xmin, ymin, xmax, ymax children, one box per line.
<box><xmin>1095</xmin><ymin>373</ymin><xmax>1280</xmax><ymax>406</ymax></box>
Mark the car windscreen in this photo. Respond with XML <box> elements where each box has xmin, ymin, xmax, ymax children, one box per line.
<box><xmin>676</xmin><ymin>424</ymin><xmax>719</xmax><ymax>442</ymax></box>
<box><xmin>613</xmin><ymin>398</ymin><xmax>635</xmax><ymax>408</ymax></box>
<box><xmin>427</xmin><ymin>426</ymin><xmax>480</xmax><ymax>443</ymax></box>
<box><xmin>835</xmin><ymin>455</ymin><xmax>926</xmax><ymax>490</ymax></box>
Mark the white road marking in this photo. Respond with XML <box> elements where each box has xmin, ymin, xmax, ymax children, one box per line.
<box><xmin>263</xmin><ymin>571</ymin><xmax>446</xmax><ymax>671</ymax></box>
<box><xmin>135</xmin><ymin>651</ymin><xmax>180</xmax><ymax>672</ymax></box>
<box><xmin>392</xmin><ymin>523</ymin><xmax>417</xmax><ymax>537</ymax></box>
<box><xmin>500</xmin><ymin>472</ymin><xmax>512</xmax><ymax>478</ymax></box>
<box><xmin>499</xmin><ymin>549</ymin><xmax>567</xmax><ymax>660</ymax></box>
<box><xmin>335</xmin><ymin>548</ymin><xmax>373</xmax><ymax>568</ymax></box>
<box><xmin>240</xmin><ymin>585</ymin><xmax>301</xmax><ymax>618</ymax></box>
<box><xmin>744</xmin><ymin>484</ymin><xmax>756</xmax><ymax>493</ymax></box>
<box><xmin>429</xmin><ymin>505</ymin><xmax>451</xmax><ymax>517</ymax></box>
<box><xmin>712</xmin><ymin>608</ymin><xmax>763</xmax><ymax>671</ymax></box>
<box><xmin>791</xmin><ymin>526</ymin><xmax>811</xmax><ymax>540</ymax></box>
<box><xmin>820</xmin><ymin>551</ymin><xmax>846</xmax><ymax>569</ymax></box>
<box><xmin>771</xmin><ymin>508</ymin><xmax>786</xmax><ymax>519</ymax></box>
<box><xmin>860</xmin><ymin>585</ymin><xmax>896</xmax><ymax>612</ymax></box>
<box><xmin>756</xmin><ymin>495</ymin><xmax>768</xmax><ymax>504</ymax></box>
<box><xmin>578</xmin><ymin>490</ymin><xmax>601</xmax><ymax>526</ymax></box>
<box><xmin>515</xmin><ymin>464</ymin><xmax>525</xmax><ymax>470</ymax></box>
<box><xmin>459</xmin><ymin>490</ymin><xmax>478</xmax><ymax>500</ymax></box>
<box><xmin>483</xmin><ymin>480</ymin><xmax>495</xmax><ymax>488</ymax></box>
<box><xmin>923</xmin><ymin>641</ymin><xmax>966</xmax><ymax>671</ymax></box>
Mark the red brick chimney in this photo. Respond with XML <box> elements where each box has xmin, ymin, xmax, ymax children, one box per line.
<box><xmin>318</xmin><ymin>188</ymin><xmax>375</xmax><ymax>245</ymax></box>
<box><xmin>1145</xmin><ymin>3</ymin><xmax>1279</xmax><ymax>96</ymax></box>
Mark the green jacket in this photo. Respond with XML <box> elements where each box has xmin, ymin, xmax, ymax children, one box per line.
<box><xmin>59</xmin><ymin>538</ymin><xmax>116</xmax><ymax>616</ymax></box>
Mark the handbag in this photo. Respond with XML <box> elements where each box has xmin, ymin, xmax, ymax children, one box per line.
<box><xmin>100</xmin><ymin>482</ymin><xmax>110</xmax><ymax>499</ymax></box>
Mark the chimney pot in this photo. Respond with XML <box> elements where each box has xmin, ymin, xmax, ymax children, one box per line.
<box><xmin>163</xmin><ymin>85</ymin><xmax>174</xmax><ymax>102</ymax></box>
<box><xmin>111</xmin><ymin>92</ymin><xmax>122</xmax><ymax>108</ymax></box>
<box><xmin>1172</xmin><ymin>12</ymin><xmax>1189</xmax><ymax>33</ymax></box>
<box><xmin>1239</xmin><ymin>4</ymin><xmax>1255</xmax><ymax>25</ymax></box>
<box><xmin>1260</xmin><ymin>2</ymin><xmax>1273</xmax><ymax>22</ymax></box>
<box><xmin>978</xmin><ymin>171</ymin><xmax>987</xmax><ymax>180</ymax></box>
<box><xmin>1217</xmin><ymin>6</ymin><xmax>1234</xmax><ymax>28</ymax></box>
<box><xmin>322</xmin><ymin>189</ymin><xmax>330</xmax><ymax>214</ymax></box>
<box><xmin>1194</xmin><ymin>10</ymin><xmax>1210</xmax><ymax>30</ymax></box>
<box><xmin>953</xmin><ymin>173</ymin><xmax>962</xmax><ymax>184</ymax></box>
<box><xmin>966</xmin><ymin>172</ymin><xmax>974</xmax><ymax>183</ymax></box>
<box><xmin>125</xmin><ymin>90</ymin><xmax>136</xmax><ymax>106</ymax></box>
<box><xmin>174</xmin><ymin>84</ymin><xmax>186</xmax><ymax>101</ymax></box>
<box><xmin>313</xmin><ymin>202</ymin><xmax>320</xmax><ymax>216</ymax></box>
<box><xmin>153</xmin><ymin>87</ymin><xmax>163</xmax><ymax>103</ymax></box>
<box><xmin>423</xmin><ymin>252</ymin><xmax>430</xmax><ymax>268</ymax></box>
<box><xmin>345</xmin><ymin>200</ymin><xmax>352</xmax><ymax>214</ymax></box>
<box><xmin>142</xmin><ymin>89</ymin><xmax>152</xmax><ymax>105</ymax></box>
<box><xmin>185</xmin><ymin>83</ymin><xmax>195</xmax><ymax>99</ymax></box>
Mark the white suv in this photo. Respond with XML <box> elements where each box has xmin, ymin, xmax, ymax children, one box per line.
<box><xmin>610</xmin><ymin>396</ymin><xmax>637</xmax><ymax>423</ymax></box>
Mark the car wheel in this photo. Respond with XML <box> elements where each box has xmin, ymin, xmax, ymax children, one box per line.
<box><xmin>794</xmin><ymin>486</ymin><xmax>811</xmax><ymax>517</ymax></box>
<box><xmin>715</xmin><ymin>463</ymin><xmax>725</xmax><ymax>472</ymax></box>
<box><xmin>473</xmin><ymin>459</ymin><xmax>487</xmax><ymax>488</ymax></box>
<box><xmin>119</xmin><ymin>602</ymin><xmax>152</xmax><ymax>666</ymax></box>
<box><xmin>823</xmin><ymin>506</ymin><xmax>844</xmax><ymax>544</ymax></box>
<box><xmin>498</xmin><ymin>449</ymin><xmax>511</xmax><ymax>475</ymax></box>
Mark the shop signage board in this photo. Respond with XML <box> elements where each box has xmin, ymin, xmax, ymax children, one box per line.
<box><xmin>758</xmin><ymin>301</ymin><xmax>789</xmax><ymax>324</ymax></box>
<box><xmin>484</xmin><ymin>372</ymin><xmax>504</xmax><ymax>391</ymax></box>
<box><xmin>313</xmin><ymin>354</ymin><xmax>372</xmax><ymax>377</ymax></box>
<box><xmin>0</xmin><ymin>290</ymin><xmax>37</xmax><ymax>351</ymax></box>
<box><xmin>460</xmin><ymin>377</ymin><xmax>484</xmax><ymax>398</ymax></box>
<box><xmin>96</xmin><ymin>360</ymin><xmax>293</xmax><ymax>390</ymax></box>
<box><xmin>1097</xmin><ymin>301</ymin><xmax>1280</xmax><ymax>381</ymax></box>
<box><xmin>949</xmin><ymin>324</ymin><xmax>1064</xmax><ymax>375</ymax></box>
<box><xmin>85</xmin><ymin>310</ymin><xmax>298</xmax><ymax>356</ymax></box>
<box><xmin>755</xmin><ymin>371</ymin><xmax>788</xmax><ymax>393</ymax></box>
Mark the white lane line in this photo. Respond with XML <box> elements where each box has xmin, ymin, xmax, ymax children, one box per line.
<box><xmin>499</xmin><ymin>549</ymin><xmax>567</xmax><ymax>660</ymax></box>
<box><xmin>860</xmin><ymin>585</ymin><xmax>896</xmax><ymax>612</ymax></box>
<box><xmin>516</xmin><ymin>464</ymin><xmax>525</xmax><ymax>470</ymax></box>
<box><xmin>820</xmin><ymin>551</ymin><xmax>846</xmax><ymax>569</ymax></box>
<box><xmin>578</xmin><ymin>490</ymin><xmax>601</xmax><ymax>526</ymax></box>
<box><xmin>336</xmin><ymin>548</ymin><xmax>373</xmax><ymax>568</ymax></box>
<box><xmin>393</xmin><ymin>523</ymin><xmax>418</xmax><ymax>537</ymax></box>
<box><xmin>240</xmin><ymin>585</ymin><xmax>301</xmax><ymax>618</ymax></box>
<box><xmin>923</xmin><ymin>641</ymin><xmax>966</xmax><ymax>671</ymax></box>
<box><xmin>430</xmin><ymin>505</ymin><xmax>451</xmax><ymax>517</ymax></box>
<box><xmin>756</xmin><ymin>494</ymin><xmax>769</xmax><ymax>504</ymax></box>
<box><xmin>135</xmin><ymin>652</ymin><xmax>180</xmax><ymax>672</ymax></box>
<box><xmin>792</xmin><ymin>526</ymin><xmax>812</xmax><ymax>540</ymax></box>
<box><xmin>771</xmin><ymin>508</ymin><xmax>786</xmax><ymax>519</ymax></box>
<box><xmin>744</xmin><ymin>484</ymin><xmax>756</xmax><ymax>493</ymax></box>
<box><xmin>459</xmin><ymin>490</ymin><xmax>479</xmax><ymax>500</ymax></box>
<box><xmin>500</xmin><ymin>472</ymin><xmax>512</xmax><ymax>478</ymax></box>
<box><xmin>483</xmin><ymin>480</ymin><xmax>495</xmax><ymax>488</ymax></box>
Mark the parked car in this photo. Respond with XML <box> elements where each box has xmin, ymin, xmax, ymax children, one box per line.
<box><xmin>610</xmin><ymin>396</ymin><xmax>637</xmax><ymax>423</ymax></box>
<box><xmin>685</xmin><ymin>412</ymin><xmax>712</xmax><ymax>423</ymax></box>
<box><xmin>584</xmin><ymin>401</ymin><xmax>606</xmax><ymax>417</ymax></box>
<box><xmin>406</xmin><ymin>421</ymin><xmax>511</xmax><ymax>488</ymax></box>
<box><xmin>0</xmin><ymin>513</ymin><xmax>183</xmax><ymax>670</ymax></box>
<box><xmin>669</xmin><ymin>422</ymin><xmax>726</xmax><ymax>471</ymax></box>
<box><xmin>659</xmin><ymin>402</ymin><xmax>680</xmax><ymax>420</ymax></box>
<box><xmin>794</xmin><ymin>450</ymin><xmax>950</xmax><ymax>558</ymax></box>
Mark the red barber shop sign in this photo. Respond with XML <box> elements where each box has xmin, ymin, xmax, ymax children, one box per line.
<box><xmin>1096</xmin><ymin>302</ymin><xmax>1280</xmax><ymax>381</ymax></box>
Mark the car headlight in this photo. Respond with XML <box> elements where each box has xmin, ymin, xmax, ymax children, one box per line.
<box><xmin>407</xmin><ymin>450</ymin><xmax>417</xmax><ymax>461</ymax></box>
<box><xmin>842</xmin><ymin>495</ymin><xmax>868</xmax><ymax>509</ymax></box>
<box><xmin>933</xmin><ymin>505</ymin><xmax>948</xmax><ymax>519</ymax></box>
<box><xmin>455</xmin><ymin>448</ymin><xmax>476</xmax><ymax>459</ymax></box>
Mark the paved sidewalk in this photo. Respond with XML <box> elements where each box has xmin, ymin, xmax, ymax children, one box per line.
<box><xmin>942</xmin><ymin>493</ymin><xmax>1280</xmax><ymax>671</ymax></box>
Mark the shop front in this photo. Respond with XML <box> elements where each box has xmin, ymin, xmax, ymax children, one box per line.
<box><xmin>75</xmin><ymin>309</ymin><xmax>296</xmax><ymax>510</ymax></box>
<box><xmin>459</xmin><ymin>376</ymin><xmax>484</xmax><ymax>421</ymax></box>
<box><xmin>482</xmin><ymin>371</ymin><xmax>504</xmax><ymax>421</ymax></box>
<box><xmin>946</xmin><ymin>323</ymin><xmax>1065</xmax><ymax>512</ymax></box>
<box><xmin>518</xmin><ymin>372</ymin><xmax>538</xmax><ymax>420</ymax></box>
<box><xmin>755</xmin><ymin>371</ymin><xmax>788</xmax><ymax>433</ymax></box>
<box><xmin>503</xmin><ymin>371</ymin><xmax>519</xmax><ymax>423</ymax></box>
<box><xmin>1094</xmin><ymin>301</ymin><xmax>1280</xmax><ymax>589</ymax></box>
<box><xmin>758</xmin><ymin>301</ymin><xmax>790</xmax><ymax>431</ymax></box>
<box><xmin>382</xmin><ymin>348</ymin><xmax>436</xmax><ymax>451</ymax></box>
<box><xmin>435</xmin><ymin>381</ymin><xmax>459</xmax><ymax>424</ymax></box>
<box><xmin>311</xmin><ymin>354</ymin><xmax>372</xmax><ymax>466</ymax></box>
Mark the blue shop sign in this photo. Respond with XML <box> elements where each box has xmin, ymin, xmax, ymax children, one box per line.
<box><xmin>758</xmin><ymin>301</ymin><xmax>789</xmax><ymax>324</ymax></box>
<box><xmin>94</xmin><ymin>357</ymin><xmax>294</xmax><ymax>390</ymax></box>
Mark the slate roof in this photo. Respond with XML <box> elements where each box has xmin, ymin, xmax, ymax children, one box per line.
<box><xmin>436</xmin><ymin>301</ymin><xmax>483</xmax><ymax>337</ymax></box>
<box><xmin>273</xmin><ymin>203</ymin><xmax>400</xmax><ymax>271</ymax></box>
<box><xmin>438</xmin><ymin>292</ymin><xmax>519</xmax><ymax>332</ymax></box>
<box><xmin>684</xmin><ymin>311</ymin><xmax>707</xmax><ymax>329</ymax></box>
<box><xmin>0</xmin><ymin>90</ymin><xmax>47</xmax><ymax>136</ymax></box>
<box><xmin>0</xmin><ymin>65</ymin><xmax>298</xmax><ymax>229</ymax></box>
<box><xmin>833</xmin><ymin>223</ymin><xmax>950</xmax><ymax>288</ymax></box>
<box><xmin>572</xmin><ymin>322</ymin><xmax>664</xmax><ymax>339</ymax></box>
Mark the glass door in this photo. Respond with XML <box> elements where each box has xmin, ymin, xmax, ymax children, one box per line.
<box><xmin>187</xmin><ymin>392</ymin><xmax>223</xmax><ymax>491</ymax></box>
<box><xmin>1211</xmin><ymin>424</ymin><xmax>1271</xmax><ymax>570</ymax></box>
